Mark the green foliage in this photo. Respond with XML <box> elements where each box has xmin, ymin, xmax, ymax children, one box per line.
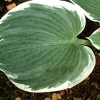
<box><xmin>1</xmin><ymin>0</ymin><xmax>100</xmax><ymax>92</ymax></box>
<box><xmin>70</xmin><ymin>0</ymin><xmax>100</xmax><ymax>49</ymax></box>
<box><xmin>87</xmin><ymin>28</ymin><xmax>100</xmax><ymax>50</ymax></box>
<box><xmin>70</xmin><ymin>0</ymin><xmax>100</xmax><ymax>22</ymax></box>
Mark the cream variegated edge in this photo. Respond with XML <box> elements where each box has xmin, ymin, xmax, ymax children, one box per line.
<box><xmin>87</xmin><ymin>28</ymin><xmax>100</xmax><ymax>50</ymax></box>
<box><xmin>0</xmin><ymin>0</ymin><xmax>86</xmax><ymax>35</ymax></box>
<box><xmin>70</xmin><ymin>0</ymin><xmax>100</xmax><ymax>22</ymax></box>
<box><xmin>9</xmin><ymin>46</ymin><xmax>95</xmax><ymax>92</ymax></box>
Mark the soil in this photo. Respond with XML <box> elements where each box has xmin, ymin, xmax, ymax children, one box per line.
<box><xmin>0</xmin><ymin>0</ymin><xmax>100</xmax><ymax>100</ymax></box>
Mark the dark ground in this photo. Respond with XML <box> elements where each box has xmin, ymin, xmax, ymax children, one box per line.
<box><xmin>0</xmin><ymin>0</ymin><xmax>100</xmax><ymax>100</ymax></box>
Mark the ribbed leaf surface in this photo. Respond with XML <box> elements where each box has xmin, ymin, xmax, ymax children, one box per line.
<box><xmin>87</xmin><ymin>28</ymin><xmax>100</xmax><ymax>50</ymax></box>
<box><xmin>70</xmin><ymin>0</ymin><xmax>100</xmax><ymax>22</ymax></box>
<box><xmin>0</xmin><ymin>0</ymin><xmax>95</xmax><ymax>92</ymax></box>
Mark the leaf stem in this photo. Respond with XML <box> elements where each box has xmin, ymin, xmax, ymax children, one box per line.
<box><xmin>77</xmin><ymin>39</ymin><xmax>93</xmax><ymax>47</ymax></box>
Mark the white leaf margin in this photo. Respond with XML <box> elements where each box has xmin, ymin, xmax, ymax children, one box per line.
<box><xmin>0</xmin><ymin>0</ymin><xmax>86</xmax><ymax>36</ymax></box>
<box><xmin>4</xmin><ymin>46</ymin><xmax>95</xmax><ymax>93</ymax></box>
<box><xmin>70</xmin><ymin>0</ymin><xmax>100</xmax><ymax>23</ymax></box>
<box><xmin>87</xmin><ymin>28</ymin><xmax>100</xmax><ymax>50</ymax></box>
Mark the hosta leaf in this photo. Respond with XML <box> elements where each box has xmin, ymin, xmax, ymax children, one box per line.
<box><xmin>70</xmin><ymin>0</ymin><xmax>100</xmax><ymax>22</ymax></box>
<box><xmin>87</xmin><ymin>28</ymin><xmax>100</xmax><ymax>50</ymax></box>
<box><xmin>0</xmin><ymin>0</ymin><xmax>95</xmax><ymax>92</ymax></box>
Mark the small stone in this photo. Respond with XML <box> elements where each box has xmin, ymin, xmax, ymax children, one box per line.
<box><xmin>8</xmin><ymin>0</ymin><xmax>12</xmax><ymax>2</ymax></box>
<box><xmin>6</xmin><ymin>3</ymin><xmax>16</xmax><ymax>10</ymax></box>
